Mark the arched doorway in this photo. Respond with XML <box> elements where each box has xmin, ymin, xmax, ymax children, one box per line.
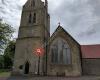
<box><xmin>24</xmin><ymin>61</ymin><xmax>29</xmax><ymax>74</ymax></box>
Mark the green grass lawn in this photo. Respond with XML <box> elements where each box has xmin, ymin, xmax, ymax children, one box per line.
<box><xmin>0</xmin><ymin>69</ymin><xmax>11</xmax><ymax>77</ymax></box>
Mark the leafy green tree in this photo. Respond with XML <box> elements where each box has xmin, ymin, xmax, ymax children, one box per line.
<box><xmin>0</xmin><ymin>19</ymin><xmax>14</xmax><ymax>54</ymax></box>
<box><xmin>3</xmin><ymin>40</ymin><xmax>16</xmax><ymax>69</ymax></box>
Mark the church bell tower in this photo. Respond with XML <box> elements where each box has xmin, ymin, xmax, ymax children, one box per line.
<box><xmin>13</xmin><ymin>0</ymin><xmax>50</xmax><ymax>75</ymax></box>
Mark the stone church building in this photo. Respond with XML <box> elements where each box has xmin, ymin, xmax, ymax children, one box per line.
<box><xmin>13</xmin><ymin>0</ymin><xmax>100</xmax><ymax>76</ymax></box>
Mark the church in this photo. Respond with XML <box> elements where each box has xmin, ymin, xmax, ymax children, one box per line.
<box><xmin>13</xmin><ymin>0</ymin><xmax>100</xmax><ymax>76</ymax></box>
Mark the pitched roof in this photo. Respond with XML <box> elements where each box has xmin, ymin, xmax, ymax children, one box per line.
<box><xmin>50</xmin><ymin>25</ymin><xmax>80</xmax><ymax>46</ymax></box>
<box><xmin>81</xmin><ymin>45</ymin><xmax>100</xmax><ymax>58</ymax></box>
<box><xmin>50</xmin><ymin>25</ymin><xmax>100</xmax><ymax>59</ymax></box>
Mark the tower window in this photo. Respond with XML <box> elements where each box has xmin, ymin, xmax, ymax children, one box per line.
<box><xmin>29</xmin><ymin>13</ymin><xmax>32</xmax><ymax>23</ymax></box>
<box><xmin>31</xmin><ymin>0</ymin><xmax>35</xmax><ymax>7</ymax></box>
<box><xmin>33</xmin><ymin>13</ymin><xmax>36</xmax><ymax>23</ymax></box>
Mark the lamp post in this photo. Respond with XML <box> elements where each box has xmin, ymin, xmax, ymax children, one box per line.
<box><xmin>38</xmin><ymin>54</ymin><xmax>40</xmax><ymax>75</ymax></box>
<box><xmin>36</xmin><ymin>48</ymin><xmax>43</xmax><ymax>75</ymax></box>
<box><xmin>36</xmin><ymin>49</ymin><xmax>40</xmax><ymax>75</ymax></box>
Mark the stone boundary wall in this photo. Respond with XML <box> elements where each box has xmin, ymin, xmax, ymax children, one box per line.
<box><xmin>82</xmin><ymin>58</ymin><xmax>100</xmax><ymax>75</ymax></box>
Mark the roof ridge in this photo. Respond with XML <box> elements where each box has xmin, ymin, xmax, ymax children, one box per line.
<box><xmin>81</xmin><ymin>44</ymin><xmax>100</xmax><ymax>46</ymax></box>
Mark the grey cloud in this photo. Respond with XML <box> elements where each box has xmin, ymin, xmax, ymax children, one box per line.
<box><xmin>0</xmin><ymin>0</ymin><xmax>100</xmax><ymax>44</ymax></box>
<box><xmin>0</xmin><ymin>0</ymin><xmax>23</xmax><ymax>38</ymax></box>
<box><xmin>48</xmin><ymin>0</ymin><xmax>100</xmax><ymax>44</ymax></box>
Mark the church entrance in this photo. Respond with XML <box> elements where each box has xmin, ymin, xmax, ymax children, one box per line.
<box><xmin>24</xmin><ymin>61</ymin><xmax>29</xmax><ymax>74</ymax></box>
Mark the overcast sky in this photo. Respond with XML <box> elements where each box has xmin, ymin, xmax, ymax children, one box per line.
<box><xmin>0</xmin><ymin>0</ymin><xmax>100</xmax><ymax>45</ymax></box>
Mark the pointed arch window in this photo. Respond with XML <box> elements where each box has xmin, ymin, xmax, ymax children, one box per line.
<box><xmin>63</xmin><ymin>44</ymin><xmax>71</xmax><ymax>64</ymax></box>
<box><xmin>31</xmin><ymin>0</ymin><xmax>35</xmax><ymax>7</ymax></box>
<box><xmin>51</xmin><ymin>45</ymin><xmax>58</xmax><ymax>63</ymax></box>
<box><xmin>29</xmin><ymin>13</ymin><xmax>32</xmax><ymax>23</ymax></box>
<box><xmin>51</xmin><ymin>39</ymin><xmax>71</xmax><ymax>65</ymax></box>
<box><xmin>33</xmin><ymin>13</ymin><xmax>36</xmax><ymax>23</ymax></box>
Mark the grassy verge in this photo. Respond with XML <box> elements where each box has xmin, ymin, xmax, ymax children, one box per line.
<box><xmin>0</xmin><ymin>69</ymin><xmax>11</xmax><ymax>77</ymax></box>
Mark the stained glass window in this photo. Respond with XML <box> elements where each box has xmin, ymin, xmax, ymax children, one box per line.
<box><xmin>51</xmin><ymin>39</ymin><xmax>71</xmax><ymax>65</ymax></box>
<box><xmin>51</xmin><ymin>46</ymin><xmax>58</xmax><ymax>63</ymax></box>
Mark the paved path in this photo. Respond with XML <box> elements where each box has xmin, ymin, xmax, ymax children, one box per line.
<box><xmin>0</xmin><ymin>76</ymin><xmax>100</xmax><ymax>80</ymax></box>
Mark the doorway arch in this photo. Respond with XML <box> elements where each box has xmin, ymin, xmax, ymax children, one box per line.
<box><xmin>24</xmin><ymin>61</ymin><xmax>29</xmax><ymax>74</ymax></box>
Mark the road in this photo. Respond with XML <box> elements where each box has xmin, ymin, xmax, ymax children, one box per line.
<box><xmin>0</xmin><ymin>76</ymin><xmax>100</xmax><ymax>80</ymax></box>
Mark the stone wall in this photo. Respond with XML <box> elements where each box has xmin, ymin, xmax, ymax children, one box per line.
<box><xmin>47</xmin><ymin>27</ymin><xmax>82</xmax><ymax>76</ymax></box>
<box><xmin>13</xmin><ymin>38</ymin><xmax>44</xmax><ymax>75</ymax></box>
<box><xmin>82</xmin><ymin>58</ymin><xmax>100</xmax><ymax>75</ymax></box>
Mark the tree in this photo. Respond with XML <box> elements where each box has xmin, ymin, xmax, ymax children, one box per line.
<box><xmin>3</xmin><ymin>40</ymin><xmax>16</xmax><ymax>69</ymax></box>
<box><xmin>0</xmin><ymin>55</ymin><xmax>4</xmax><ymax>68</ymax></box>
<box><xmin>0</xmin><ymin>19</ymin><xmax>14</xmax><ymax>54</ymax></box>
